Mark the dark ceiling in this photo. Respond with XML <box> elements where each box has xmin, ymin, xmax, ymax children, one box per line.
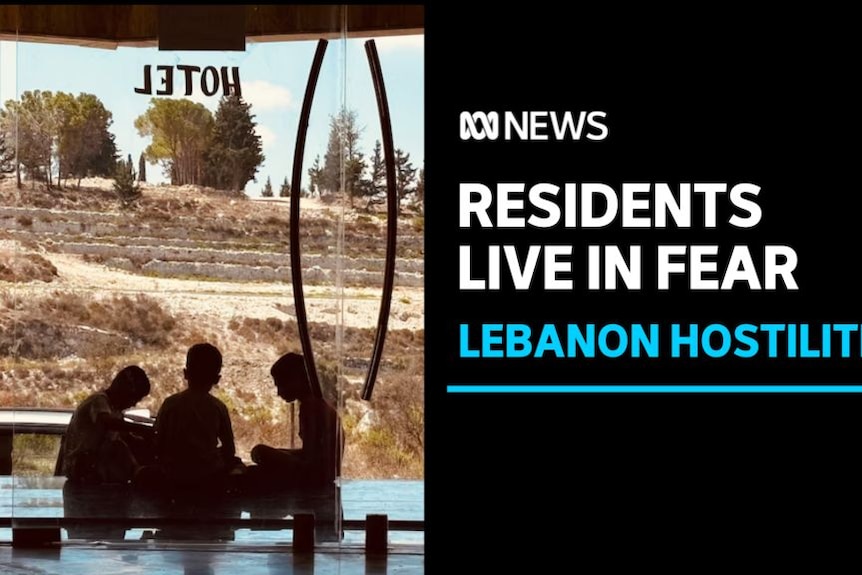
<box><xmin>0</xmin><ymin>5</ymin><xmax>424</xmax><ymax>48</ymax></box>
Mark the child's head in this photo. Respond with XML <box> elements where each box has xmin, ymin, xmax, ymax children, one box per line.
<box><xmin>108</xmin><ymin>365</ymin><xmax>150</xmax><ymax>410</ymax></box>
<box><xmin>270</xmin><ymin>352</ymin><xmax>312</xmax><ymax>402</ymax></box>
<box><xmin>184</xmin><ymin>343</ymin><xmax>222</xmax><ymax>391</ymax></box>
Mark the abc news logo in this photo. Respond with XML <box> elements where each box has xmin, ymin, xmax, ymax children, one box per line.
<box><xmin>459</xmin><ymin>111</ymin><xmax>608</xmax><ymax>141</ymax></box>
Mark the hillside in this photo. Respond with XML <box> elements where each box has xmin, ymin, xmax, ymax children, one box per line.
<box><xmin>0</xmin><ymin>177</ymin><xmax>425</xmax><ymax>478</ymax></box>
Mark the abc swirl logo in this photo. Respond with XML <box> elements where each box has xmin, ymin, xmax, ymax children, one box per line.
<box><xmin>459</xmin><ymin>110</ymin><xmax>608</xmax><ymax>142</ymax></box>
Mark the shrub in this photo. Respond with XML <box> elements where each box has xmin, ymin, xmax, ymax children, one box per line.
<box><xmin>114</xmin><ymin>159</ymin><xmax>142</xmax><ymax>208</ymax></box>
<box><xmin>0</xmin><ymin>252</ymin><xmax>58</xmax><ymax>283</ymax></box>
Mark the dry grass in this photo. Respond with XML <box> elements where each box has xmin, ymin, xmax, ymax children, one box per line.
<box><xmin>0</xmin><ymin>295</ymin><xmax>424</xmax><ymax>478</ymax></box>
<box><xmin>12</xmin><ymin>433</ymin><xmax>63</xmax><ymax>476</ymax></box>
<box><xmin>0</xmin><ymin>177</ymin><xmax>424</xmax><ymax>479</ymax></box>
<box><xmin>0</xmin><ymin>178</ymin><xmax>423</xmax><ymax>261</ymax></box>
<box><xmin>0</xmin><ymin>305</ymin><xmax>424</xmax><ymax>478</ymax></box>
<box><xmin>0</xmin><ymin>252</ymin><xmax>59</xmax><ymax>283</ymax></box>
<box><xmin>0</xmin><ymin>290</ymin><xmax>182</xmax><ymax>368</ymax></box>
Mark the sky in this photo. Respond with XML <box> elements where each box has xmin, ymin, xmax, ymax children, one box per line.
<box><xmin>0</xmin><ymin>35</ymin><xmax>424</xmax><ymax>196</ymax></box>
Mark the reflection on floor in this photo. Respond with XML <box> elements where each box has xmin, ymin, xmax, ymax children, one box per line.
<box><xmin>0</xmin><ymin>544</ymin><xmax>425</xmax><ymax>574</ymax></box>
<box><xmin>1</xmin><ymin>477</ymin><xmax>424</xmax><ymax>572</ymax></box>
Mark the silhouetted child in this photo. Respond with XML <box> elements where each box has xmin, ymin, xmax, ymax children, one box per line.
<box><xmin>154</xmin><ymin>343</ymin><xmax>241</xmax><ymax>490</ymax></box>
<box><xmin>250</xmin><ymin>353</ymin><xmax>344</xmax><ymax>488</ymax></box>
<box><xmin>63</xmin><ymin>365</ymin><xmax>152</xmax><ymax>484</ymax></box>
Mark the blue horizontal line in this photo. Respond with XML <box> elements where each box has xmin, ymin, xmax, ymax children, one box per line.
<box><xmin>447</xmin><ymin>385</ymin><xmax>862</xmax><ymax>393</ymax></box>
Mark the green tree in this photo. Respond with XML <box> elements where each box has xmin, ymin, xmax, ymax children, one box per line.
<box><xmin>138</xmin><ymin>152</ymin><xmax>147</xmax><ymax>182</ymax></box>
<box><xmin>394</xmin><ymin>148</ymin><xmax>417</xmax><ymax>214</ymax></box>
<box><xmin>369</xmin><ymin>140</ymin><xmax>386</xmax><ymax>194</ymax></box>
<box><xmin>261</xmin><ymin>176</ymin><xmax>273</xmax><ymax>197</ymax></box>
<box><xmin>93</xmin><ymin>130</ymin><xmax>119</xmax><ymax>177</ymax></box>
<box><xmin>279</xmin><ymin>176</ymin><xmax>290</xmax><ymax>198</ymax></box>
<box><xmin>49</xmin><ymin>91</ymin><xmax>75</xmax><ymax>187</ymax></box>
<box><xmin>113</xmin><ymin>155</ymin><xmax>141</xmax><ymax>208</ymax></box>
<box><xmin>357</xmin><ymin>139</ymin><xmax>386</xmax><ymax>210</ymax></box>
<box><xmin>1</xmin><ymin>91</ymin><xmax>57</xmax><ymax>188</ymax></box>
<box><xmin>0</xmin><ymin>129</ymin><xmax>13</xmax><ymax>178</ymax></box>
<box><xmin>321</xmin><ymin>117</ymin><xmax>341</xmax><ymax>195</ymax></box>
<box><xmin>134</xmin><ymin>98</ymin><xmax>213</xmax><ymax>186</ymax></box>
<box><xmin>204</xmin><ymin>95</ymin><xmax>264</xmax><ymax>192</ymax></box>
<box><xmin>54</xmin><ymin>92</ymin><xmax>118</xmax><ymax>188</ymax></box>
<box><xmin>415</xmin><ymin>163</ymin><xmax>424</xmax><ymax>212</ymax></box>
<box><xmin>345</xmin><ymin>153</ymin><xmax>365</xmax><ymax>207</ymax></box>
<box><xmin>321</xmin><ymin>109</ymin><xmax>363</xmax><ymax>202</ymax></box>
<box><xmin>307</xmin><ymin>154</ymin><xmax>323</xmax><ymax>197</ymax></box>
<box><xmin>0</xmin><ymin>108</ymin><xmax>16</xmax><ymax>185</ymax></box>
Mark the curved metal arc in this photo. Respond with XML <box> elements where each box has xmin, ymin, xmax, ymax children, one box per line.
<box><xmin>290</xmin><ymin>39</ymin><xmax>328</xmax><ymax>400</ymax></box>
<box><xmin>361</xmin><ymin>39</ymin><xmax>398</xmax><ymax>401</ymax></box>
